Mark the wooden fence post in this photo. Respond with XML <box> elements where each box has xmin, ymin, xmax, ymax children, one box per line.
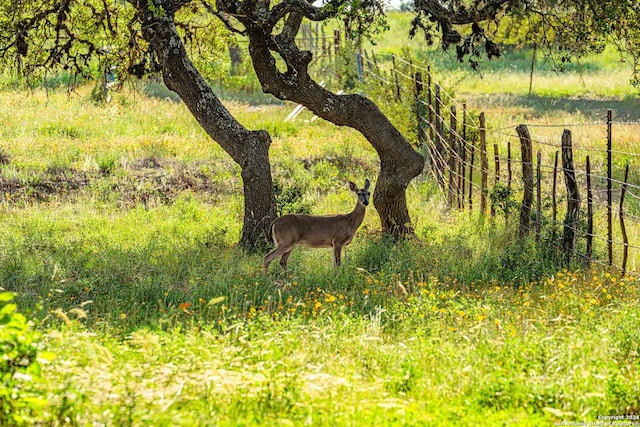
<box><xmin>586</xmin><ymin>156</ymin><xmax>593</xmax><ymax>267</ymax></box>
<box><xmin>469</xmin><ymin>140</ymin><xmax>475</xmax><ymax>211</ymax></box>
<box><xmin>315</xmin><ymin>23</ymin><xmax>320</xmax><ymax>57</ymax></box>
<box><xmin>536</xmin><ymin>151</ymin><xmax>542</xmax><ymax>242</ymax></box>
<box><xmin>562</xmin><ymin>129</ymin><xmax>580</xmax><ymax>265</ymax></box>
<box><xmin>427</xmin><ymin>67</ymin><xmax>433</xmax><ymax>153</ymax></box>
<box><xmin>507</xmin><ymin>141</ymin><xmax>512</xmax><ymax>189</ymax></box>
<box><xmin>363</xmin><ymin>50</ymin><xmax>374</xmax><ymax>76</ymax></box>
<box><xmin>492</xmin><ymin>143</ymin><xmax>500</xmax><ymax>217</ymax></box>
<box><xmin>607</xmin><ymin>109</ymin><xmax>613</xmax><ymax>266</ymax></box>
<box><xmin>321</xmin><ymin>26</ymin><xmax>327</xmax><ymax>57</ymax></box>
<box><xmin>448</xmin><ymin>106</ymin><xmax>458</xmax><ymax>207</ymax></box>
<box><xmin>460</xmin><ymin>104</ymin><xmax>467</xmax><ymax>209</ymax></box>
<box><xmin>415</xmin><ymin>72</ymin><xmax>427</xmax><ymax>152</ymax></box>
<box><xmin>552</xmin><ymin>151</ymin><xmax>558</xmax><ymax>230</ymax></box>
<box><xmin>391</xmin><ymin>55</ymin><xmax>401</xmax><ymax>101</ymax></box>
<box><xmin>620</xmin><ymin>163</ymin><xmax>630</xmax><ymax>276</ymax></box>
<box><xmin>371</xmin><ymin>51</ymin><xmax>382</xmax><ymax>87</ymax></box>
<box><xmin>435</xmin><ymin>84</ymin><xmax>445</xmax><ymax>190</ymax></box>
<box><xmin>480</xmin><ymin>113</ymin><xmax>488</xmax><ymax>215</ymax></box>
<box><xmin>517</xmin><ymin>124</ymin><xmax>533</xmax><ymax>238</ymax></box>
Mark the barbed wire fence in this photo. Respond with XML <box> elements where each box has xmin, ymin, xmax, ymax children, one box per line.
<box><xmin>357</xmin><ymin>50</ymin><xmax>639</xmax><ymax>277</ymax></box>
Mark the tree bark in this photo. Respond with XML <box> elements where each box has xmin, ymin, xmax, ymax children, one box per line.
<box><xmin>137</xmin><ymin>8</ymin><xmax>276</xmax><ymax>251</ymax></box>
<box><xmin>245</xmin><ymin>29</ymin><xmax>424</xmax><ymax>237</ymax></box>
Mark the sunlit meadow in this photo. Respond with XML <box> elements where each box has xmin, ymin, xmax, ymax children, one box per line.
<box><xmin>1</xmin><ymin>43</ymin><xmax>640</xmax><ymax>426</ymax></box>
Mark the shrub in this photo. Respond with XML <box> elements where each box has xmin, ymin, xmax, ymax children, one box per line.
<box><xmin>0</xmin><ymin>291</ymin><xmax>49</xmax><ymax>426</ymax></box>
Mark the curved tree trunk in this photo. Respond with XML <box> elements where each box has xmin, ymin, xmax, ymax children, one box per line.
<box><xmin>138</xmin><ymin>10</ymin><xmax>276</xmax><ymax>251</ymax></box>
<box><xmin>246</xmin><ymin>34</ymin><xmax>424</xmax><ymax>237</ymax></box>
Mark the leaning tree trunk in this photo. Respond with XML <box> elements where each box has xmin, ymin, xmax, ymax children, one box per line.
<box><xmin>246</xmin><ymin>34</ymin><xmax>424</xmax><ymax>237</ymax></box>
<box><xmin>138</xmin><ymin>10</ymin><xmax>276</xmax><ymax>251</ymax></box>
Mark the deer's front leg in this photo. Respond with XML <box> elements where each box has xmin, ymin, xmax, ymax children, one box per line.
<box><xmin>333</xmin><ymin>243</ymin><xmax>343</xmax><ymax>267</ymax></box>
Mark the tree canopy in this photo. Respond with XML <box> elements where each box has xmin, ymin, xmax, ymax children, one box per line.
<box><xmin>2</xmin><ymin>1</ymin><xmax>639</xmax><ymax>85</ymax></box>
<box><xmin>411</xmin><ymin>0</ymin><xmax>640</xmax><ymax>84</ymax></box>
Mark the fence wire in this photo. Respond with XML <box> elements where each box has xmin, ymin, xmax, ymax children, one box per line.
<box><xmin>359</xmin><ymin>51</ymin><xmax>640</xmax><ymax>277</ymax></box>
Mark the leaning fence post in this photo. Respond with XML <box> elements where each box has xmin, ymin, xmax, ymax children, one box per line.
<box><xmin>562</xmin><ymin>129</ymin><xmax>580</xmax><ymax>265</ymax></box>
<box><xmin>480</xmin><ymin>113</ymin><xmax>488</xmax><ymax>215</ymax></box>
<box><xmin>586</xmin><ymin>156</ymin><xmax>593</xmax><ymax>267</ymax></box>
<box><xmin>620</xmin><ymin>163</ymin><xmax>630</xmax><ymax>276</ymax></box>
<box><xmin>517</xmin><ymin>124</ymin><xmax>533</xmax><ymax>238</ymax></box>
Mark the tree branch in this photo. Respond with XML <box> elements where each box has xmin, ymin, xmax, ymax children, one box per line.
<box><xmin>201</xmin><ymin>0</ymin><xmax>246</xmax><ymax>35</ymax></box>
<box><xmin>267</xmin><ymin>0</ymin><xmax>336</xmax><ymax>29</ymax></box>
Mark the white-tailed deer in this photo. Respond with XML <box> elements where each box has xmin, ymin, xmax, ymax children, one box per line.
<box><xmin>264</xmin><ymin>179</ymin><xmax>371</xmax><ymax>273</ymax></box>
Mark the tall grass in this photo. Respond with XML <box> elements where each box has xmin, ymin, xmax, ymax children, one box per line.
<box><xmin>1</xmin><ymin>48</ymin><xmax>639</xmax><ymax>425</ymax></box>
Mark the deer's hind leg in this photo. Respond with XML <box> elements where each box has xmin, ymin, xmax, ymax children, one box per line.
<box><xmin>279</xmin><ymin>248</ymin><xmax>294</xmax><ymax>273</ymax></box>
<box><xmin>264</xmin><ymin>244</ymin><xmax>294</xmax><ymax>274</ymax></box>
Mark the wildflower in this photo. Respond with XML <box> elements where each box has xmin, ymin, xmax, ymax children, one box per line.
<box><xmin>120</xmin><ymin>313</ymin><xmax>127</xmax><ymax>319</ymax></box>
<box><xmin>179</xmin><ymin>302</ymin><xmax>191</xmax><ymax>311</ymax></box>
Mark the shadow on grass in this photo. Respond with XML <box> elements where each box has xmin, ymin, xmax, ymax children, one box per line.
<box><xmin>0</xmin><ymin>219</ymin><xmax>568</xmax><ymax>334</ymax></box>
<box><xmin>471</xmin><ymin>93</ymin><xmax>640</xmax><ymax>122</ymax></box>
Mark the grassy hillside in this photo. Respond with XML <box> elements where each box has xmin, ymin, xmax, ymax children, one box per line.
<box><xmin>1</xmin><ymin>32</ymin><xmax>640</xmax><ymax>426</ymax></box>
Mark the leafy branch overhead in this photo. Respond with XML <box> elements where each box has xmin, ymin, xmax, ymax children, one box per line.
<box><xmin>1</xmin><ymin>0</ymin><xmax>639</xmax><ymax>85</ymax></box>
<box><xmin>409</xmin><ymin>0</ymin><xmax>640</xmax><ymax>77</ymax></box>
<box><xmin>0</xmin><ymin>1</ymin><xmax>227</xmax><ymax>81</ymax></box>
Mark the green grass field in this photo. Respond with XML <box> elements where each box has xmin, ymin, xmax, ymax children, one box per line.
<box><xmin>2</xmin><ymin>24</ymin><xmax>640</xmax><ymax>426</ymax></box>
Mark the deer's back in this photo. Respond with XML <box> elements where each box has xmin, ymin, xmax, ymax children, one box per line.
<box><xmin>271</xmin><ymin>213</ymin><xmax>353</xmax><ymax>247</ymax></box>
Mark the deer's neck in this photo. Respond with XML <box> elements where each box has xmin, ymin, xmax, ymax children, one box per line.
<box><xmin>348</xmin><ymin>200</ymin><xmax>366</xmax><ymax>230</ymax></box>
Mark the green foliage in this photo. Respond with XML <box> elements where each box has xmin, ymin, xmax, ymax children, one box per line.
<box><xmin>0</xmin><ymin>292</ymin><xmax>49</xmax><ymax>426</ymax></box>
<box><xmin>489</xmin><ymin>182</ymin><xmax>519</xmax><ymax>221</ymax></box>
<box><xmin>273</xmin><ymin>180</ymin><xmax>314</xmax><ymax>216</ymax></box>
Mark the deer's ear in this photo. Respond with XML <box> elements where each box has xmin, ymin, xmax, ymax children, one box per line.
<box><xmin>349</xmin><ymin>181</ymin><xmax>358</xmax><ymax>192</ymax></box>
<box><xmin>364</xmin><ymin>179</ymin><xmax>370</xmax><ymax>190</ymax></box>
